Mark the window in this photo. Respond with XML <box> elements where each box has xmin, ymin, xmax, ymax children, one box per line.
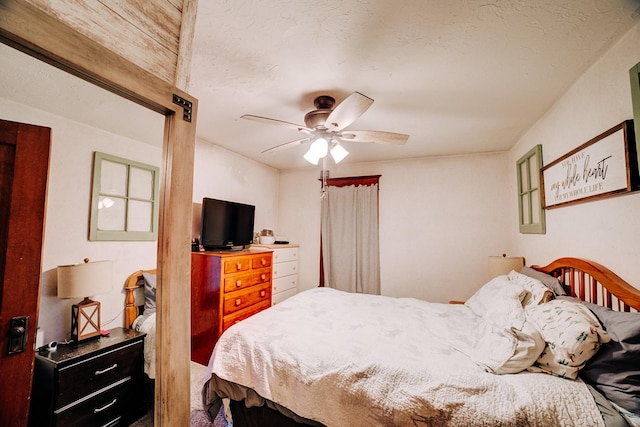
<box><xmin>516</xmin><ymin>145</ymin><xmax>545</xmax><ymax>234</ymax></box>
<box><xmin>89</xmin><ymin>152</ymin><xmax>159</xmax><ymax>241</ymax></box>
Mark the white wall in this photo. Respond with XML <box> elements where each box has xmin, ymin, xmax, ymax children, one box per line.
<box><xmin>510</xmin><ymin>21</ymin><xmax>640</xmax><ymax>290</ymax></box>
<box><xmin>0</xmin><ymin>98</ymin><xmax>163</xmax><ymax>345</ymax></box>
<box><xmin>279</xmin><ymin>152</ymin><xmax>512</xmax><ymax>303</ymax></box>
<box><xmin>192</xmin><ymin>139</ymin><xmax>280</xmax><ymax>236</ymax></box>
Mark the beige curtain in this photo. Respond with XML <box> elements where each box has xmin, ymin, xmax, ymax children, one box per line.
<box><xmin>321</xmin><ymin>183</ymin><xmax>380</xmax><ymax>294</ymax></box>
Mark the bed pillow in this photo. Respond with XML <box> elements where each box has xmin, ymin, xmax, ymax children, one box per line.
<box><xmin>579</xmin><ymin>302</ymin><xmax>640</xmax><ymax>415</ymax></box>
<box><xmin>520</xmin><ymin>265</ymin><xmax>567</xmax><ymax>296</ymax></box>
<box><xmin>142</xmin><ymin>272</ymin><xmax>157</xmax><ymax>314</ymax></box>
<box><xmin>465</xmin><ymin>276</ymin><xmax>527</xmax><ymax>320</ymax></box>
<box><xmin>526</xmin><ymin>299</ymin><xmax>610</xmax><ymax>379</ymax></box>
<box><xmin>508</xmin><ymin>270</ymin><xmax>554</xmax><ymax>309</ymax></box>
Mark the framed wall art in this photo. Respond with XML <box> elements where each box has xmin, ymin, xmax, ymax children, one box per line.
<box><xmin>541</xmin><ymin>120</ymin><xmax>637</xmax><ymax>209</ymax></box>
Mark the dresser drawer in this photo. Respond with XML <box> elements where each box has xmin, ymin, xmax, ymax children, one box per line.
<box><xmin>54</xmin><ymin>377</ymin><xmax>133</xmax><ymax>427</ymax></box>
<box><xmin>223</xmin><ymin>269</ymin><xmax>270</xmax><ymax>293</ymax></box>
<box><xmin>57</xmin><ymin>341</ymin><xmax>143</xmax><ymax>407</ymax></box>
<box><xmin>251</xmin><ymin>254</ymin><xmax>272</xmax><ymax>269</ymax></box>
<box><xmin>272</xmin><ymin>287</ymin><xmax>298</xmax><ymax>305</ymax></box>
<box><xmin>272</xmin><ymin>260</ymin><xmax>297</xmax><ymax>279</ymax></box>
<box><xmin>222</xmin><ymin>300</ymin><xmax>271</xmax><ymax>332</ymax></box>
<box><xmin>273</xmin><ymin>247</ymin><xmax>298</xmax><ymax>263</ymax></box>
<box><xmin>223</xmin><ymin>256</ymin><xmax>251</xmax><ymax>274</ymax></box>
<box><xmin>272</xmin><ymin>275</ymin><xmax>297</xmax><ymax>295</ymax></box>
<box><xmin>223</xmin><ymin>283</ymin><xmax>271</xmax><ymax>315</ymax></box>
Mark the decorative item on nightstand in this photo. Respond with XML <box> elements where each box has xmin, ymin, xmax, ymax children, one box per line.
<box><xmin>57</xmin><ymin>258</ymin><xmax>112</xmax><ymax>342</ymax></box>
<box><xmin>488</xmin><ymin>254</ymin><xmax>524</xmax><ymax>279</ymax></box>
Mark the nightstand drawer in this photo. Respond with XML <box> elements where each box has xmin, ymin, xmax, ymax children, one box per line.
<box><xmin>223</xmin><ymin>283</ymin><xmax>271</xmax><ymax>315</ymax></box>
<box><xmin>54</xmin><ymin>378</ymin><xmax>133</xmax><ymax>427</ymax></box>
<box><xmin>57</xmin><ymin>340</ymin><xmax>143</xmax><ymax>407</ymax></box>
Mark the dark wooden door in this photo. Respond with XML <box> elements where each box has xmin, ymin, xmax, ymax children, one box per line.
<box><xmin>0</xmin><ymin>119</ymin><xmax>51</xmax><ymax>425</ymax></box>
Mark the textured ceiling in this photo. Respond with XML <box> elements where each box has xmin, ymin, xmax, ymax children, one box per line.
<box><xmin>190</xmin><ymin>0</ymin><xmax>640</xmax><ymax>170</ymax></box>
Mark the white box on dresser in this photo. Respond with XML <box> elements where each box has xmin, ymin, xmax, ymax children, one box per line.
<box><xmin>252</xmin><ymin>243</ymin><xmax>299</xmax><ymax>305</ymax></box>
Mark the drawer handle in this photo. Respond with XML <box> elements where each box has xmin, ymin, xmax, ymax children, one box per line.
<box><xmin>95</xmin><ymin>364</ymin><xmax>118</xmax><ymax>376</ymax></box>
<box><xmin>236</xmin><ymin>262</ymin><xmax>242</xmax><ymax>270</ymax></box>
<box><xmin>101</xmin><ymin>416</ymin><xmax>122</xmax><ymax>427</ymax></box>
<box><xmin>94</xmin><ymin>398</ymin><xmax>118</xmax><ymax>413</ymax></box>
<box><xmin>261</xmin><ymin>258</ymin><xmax>267</xmax><ymax>266</ymax></box>
<box><xmin>235</xmin><ymin>298</ymin><xmax>242</xmax><ymax>306</ymax></box>
<box><xmin>260</xmin><ymin>290</ymin><xmax>266</xmax><ymax>298</ymax></box>
<box><xmin>261</xmin><ymin>273</ymin><xmax>266</xmax><ymax>280</ymax></box>
<box><xmin>236</xmin><ymin>280</ymin><xmax>242</xmax><ymax>288</ymax></box>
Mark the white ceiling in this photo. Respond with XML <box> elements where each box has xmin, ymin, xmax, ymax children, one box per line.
<box><xmin>189</xmin><ymin>0</ymin><xmax>640</xmax><ymax>170</ymax></box>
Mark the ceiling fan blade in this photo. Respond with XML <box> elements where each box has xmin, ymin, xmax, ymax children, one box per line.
<box><xmin>325</xmin><ymin>92</ymin><xmax>374</xmax><ymax>132</ymax></box>
<box><xmin>339</xmin><ymin>130</ymin><xmax>409</xmax><ymax>145</ymax></box>
<box><xmin>242</xmin><ymin>114</ymin><xmax>314</xmax><ymax>134</ymax></box>
<box><xmin>261</xmin><ymin>137</ymin><xmax>311</xmax><ymax>154</ymax></box>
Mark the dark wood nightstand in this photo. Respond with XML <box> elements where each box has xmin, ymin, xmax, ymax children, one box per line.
<box><xmin>29</xmin><ymin>328</ymin><xmax>147</xmax><ymax>427</ymax></box>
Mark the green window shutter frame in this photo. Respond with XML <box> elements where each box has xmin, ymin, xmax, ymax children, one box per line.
<box><xmin>516</xmin><ymin>144</ymin><xmax>545</xmax><ymax>234</ymax></box>
<box><xmin>89</xmin><ymin>152</ymin><xmax>160</xmax><ymax>241</ymax></box>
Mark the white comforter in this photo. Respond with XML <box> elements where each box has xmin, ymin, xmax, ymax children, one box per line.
<box><xmin>133</xmin><ymin>312</ymin><xmax>156</xmax><ymax>379</ymax></box>
<box><xmin>205</xmin><ymin>287</ymin><xmax>604</xmax><ymax>426</ymax></box>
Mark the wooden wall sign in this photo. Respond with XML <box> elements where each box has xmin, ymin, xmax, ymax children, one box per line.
<box><xmin>541</xmin><ymin>120</ymin><xmax>637</xmax><ymax>209</ymax></box>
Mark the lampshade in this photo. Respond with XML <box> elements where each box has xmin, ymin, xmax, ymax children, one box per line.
<box><xmin>57</xmin><ymin>259</ymin><xmax>112</xmax><ymax>342</ymax></box>
<box><xmin>330</xmin><ymin>143</ymin><xmax>349</xmax><ymax>163</ymax></box>
<box><xmin>488</xmin><ymin>255</ymin><xmax>524</xmax><ymax>279</ymax></box>
<box><xmin>304</xmin><ymin>137</ymin><xmax>350</xmax><ymax>165</ymax></box>
<box><xmin>57</xmin><ymin>259</ymin><xmax>112</xmax><ymax>298</ymax></box>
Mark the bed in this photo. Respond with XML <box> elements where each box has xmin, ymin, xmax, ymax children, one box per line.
<box><xmin>201</xmin><ymin>257</ymin><xmax>640</xmax><ymax>427</ymax></box>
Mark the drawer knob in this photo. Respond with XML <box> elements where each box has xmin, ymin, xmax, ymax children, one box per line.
<box><xmin>95</xmin><ymin>363</ymin><xmax>118</xmax><ymax>376</ymax></box>
<box><xmin>94</xmin><ymin>398</ymin><xmax>117</xmax><ymax>413</ymax></box>
<box><xmin>236</xmin><ymin>280</ymin><xmax>242</xmax><ymax>287</ymax></box>
<box><xmin>235</xmin><ymin>298</ymin><xmax>242</xmax><ymax>306</ymax></box>
<box><xmin>260</xmin><ymin>290</ymin><xmax>266</xmax><ymax>298</ymax></box>
<box><xmin>236</xmin><ymin>262</ymin><xmax>242</xmax><ymax>270</ymax></box>
<box><xmin>261</xmin><ymin>274</ymin><xmax>266</xmax><ymax>280</ymax></box>
<box><xmin>261</xmin><ymin>258</ymin><xmax>267</xmax><ymax>266</ymax></box>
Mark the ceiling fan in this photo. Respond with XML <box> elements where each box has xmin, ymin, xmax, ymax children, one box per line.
<box><xmin>241</xmin><ymin>92</ymin><xmax>409</xmax><ymax>164</ymax></box>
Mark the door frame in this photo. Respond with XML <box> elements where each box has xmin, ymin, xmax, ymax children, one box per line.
<box><xmin>0</xmin><ymin>2</ymin><xmax>196</xmax><ymax>426</ymax></box>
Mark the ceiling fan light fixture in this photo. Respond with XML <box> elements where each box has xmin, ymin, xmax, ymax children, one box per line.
<box><xmin>304</xmin><ymin>148</ymin><xmax>321</xmax><ymax>165</ymax></box>
<box><xmin>330</xmin><ymin>143</ymin><xmax>349</xmax><ymax>163</ymax></box>
<box><xmin>310</xmin><ymin>137</ymin><xmax>328</xmax><ymax>158</ymax></box>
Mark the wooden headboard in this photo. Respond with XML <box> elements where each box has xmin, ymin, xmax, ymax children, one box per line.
<box><xmin>123</xmin><ymin>268</ymin><xmax>156</xmax><ymax>328</ymax></box>
<box><xmin>532</xmin><ymin>257</ymin><xmax>640</xmax><ymax>312</ymax></box>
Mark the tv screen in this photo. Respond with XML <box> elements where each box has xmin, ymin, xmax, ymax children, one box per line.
<box><xmin>200</xmin><ymin>198</ymin><xmax>255</xmax><ymax>251</ymax></box>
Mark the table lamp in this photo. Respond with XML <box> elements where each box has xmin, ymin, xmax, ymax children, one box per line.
<box><xmin>488</xmin><ymin>254</ymin><xmax>524</xmax><ymax>279</ymax></box>
<box><xmin>57</xmin><ymin>258</ymin><xmax>112</xmax><ymax>342</ymax></box>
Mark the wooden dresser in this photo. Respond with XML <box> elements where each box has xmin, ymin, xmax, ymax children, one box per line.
<box><xmin>191</xmin><ymin>249</ymin><xmax>273</xmax><ymax>365</ymax></box>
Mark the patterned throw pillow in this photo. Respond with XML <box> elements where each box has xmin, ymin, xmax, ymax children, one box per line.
<box><xmin>526</xmin><ymin>299</ymin><xmax>610</xmax><ymax>379</ymax></box>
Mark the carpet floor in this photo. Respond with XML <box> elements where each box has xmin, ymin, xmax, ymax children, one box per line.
<box><xmin>129</xmin><ymin>362</ymin><xmax>227</xmax><ymax>426</ymax></box>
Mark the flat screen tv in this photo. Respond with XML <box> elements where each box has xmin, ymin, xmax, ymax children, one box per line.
<box><xmin>200</xmin><ymin>197</ymin><xmax>255</xmax><ymax>251</ymax></box>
